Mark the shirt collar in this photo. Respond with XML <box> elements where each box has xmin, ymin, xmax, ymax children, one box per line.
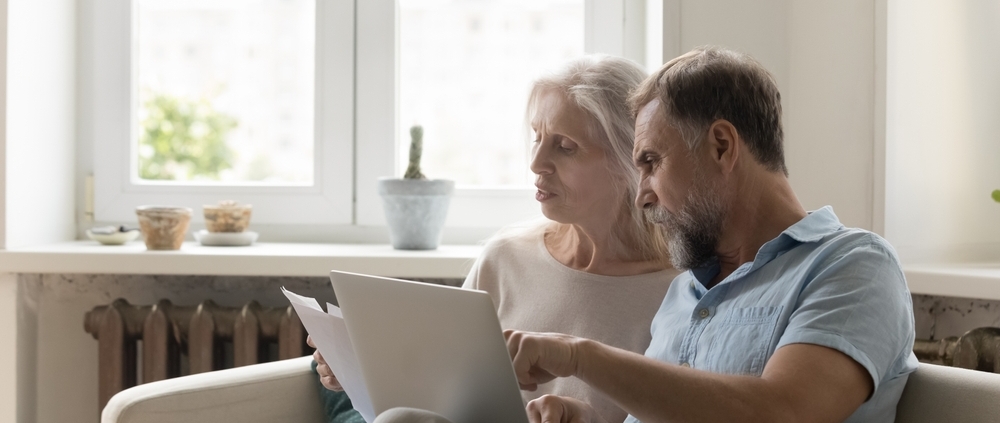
<box><xmin>779</xmin><ymin>206</ymin><xmax>844</xmax><ymax>244</ymax></box>
<box><xmin>688</xmin><ymin>206</ymin><xmax>844</xmax><ymax>289</ymax></box>
<box><xmin>752</xmin><ymin>205</ymin><xmax>844</xmax><ymax>265</ymax></box>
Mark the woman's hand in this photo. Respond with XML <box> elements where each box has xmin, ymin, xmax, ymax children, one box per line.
<box><xmin>307</xmin><ymin>335</ymin><xmax>343</xmax><ymax>391</ymax></box>
<box><xmin>526</xmin><ymin>395</ymin><xmax>605</xmax><ymax>423</ymax></box>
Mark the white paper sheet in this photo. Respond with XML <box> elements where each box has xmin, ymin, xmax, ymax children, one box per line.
<box><xmin>281</xmin><ymin>287</ymin><xmax>376</xmax><ymax>422</ymax></box>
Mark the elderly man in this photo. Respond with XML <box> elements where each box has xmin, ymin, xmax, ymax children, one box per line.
<box><xmin>503</xmin><ymin>47</ymin><xmax>917</xmax><ymax>423</ymax></box>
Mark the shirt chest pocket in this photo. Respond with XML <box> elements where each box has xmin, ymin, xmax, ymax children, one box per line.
<box><xmin>702</xmin><ymin>306</ymin><xmax>783</xmax><ymax>376</ymax></box>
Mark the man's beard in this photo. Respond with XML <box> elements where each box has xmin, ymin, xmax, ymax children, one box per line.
<box><xmin>643</xmin><ymin>178</ymin><xmax>725</xmax><ymax>271</ymax></box>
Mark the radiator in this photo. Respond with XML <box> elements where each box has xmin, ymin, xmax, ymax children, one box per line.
<box><xmin>84</xmin><ymin>298</ymin><xmax>308</xmax><ymax>409</ymax></box>
<box><xmin>913</xmin><ymin>327</ymin><xmax>1000</xmax><ymax>373</ymax></box>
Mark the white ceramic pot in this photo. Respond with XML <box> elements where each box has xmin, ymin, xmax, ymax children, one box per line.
<box><xmin>377</xmin><ymin>178</ymin><xmax>454</xmax><ymax>250</ymax></box>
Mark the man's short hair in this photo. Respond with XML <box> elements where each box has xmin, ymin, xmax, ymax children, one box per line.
<box><xmin>630</xmin><ymin>46</ymin><xmax>787</xmax><ymax>175</ymax></box>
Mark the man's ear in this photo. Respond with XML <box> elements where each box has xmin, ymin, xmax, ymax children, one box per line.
<box><xmin>705</xmin><ymin>120</ymin><xmax>739</xmax><ymax>175</ymax></box>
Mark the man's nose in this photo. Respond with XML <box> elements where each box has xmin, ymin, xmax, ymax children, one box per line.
<box><xmin>635</xmin><ymin>180</ymin><xmax>656</xmax><ymax>209</ymax></box>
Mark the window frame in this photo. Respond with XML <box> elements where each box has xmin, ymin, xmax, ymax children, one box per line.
<box><xmin>87</xmin><ymin>0</ymin><xmax>650</xmax><ymax>235</ymax></box>
<box><xmin>355</xmin><ymin>0</ymin><xmax>651</xmax><ymax>228</ymax></box>
<box><xmin>90</xmin><ymin>0</ymin><xmax>355</xmax><ymax>225</ymax></box>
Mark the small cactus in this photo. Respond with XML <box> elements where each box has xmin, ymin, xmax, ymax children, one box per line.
<box><xmin>992</xmin><ymin>189</ymin><xmax>1000</xmax><ymax>203</ymax></box>
<box><xmin>404</xmin><ymin>125</ymin><xmax>427</xmax><ymax>180</ymax></box>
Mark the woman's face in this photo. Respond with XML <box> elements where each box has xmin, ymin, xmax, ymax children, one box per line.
<box><xmin>530</xmin><ymin>89</ymin><xmax>620</xmax><ymax>227</ymax></box>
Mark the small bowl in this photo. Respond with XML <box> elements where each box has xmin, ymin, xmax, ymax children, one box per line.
<box><xmin>86</xmin><ymin>228</ymin><xmax>140</xmax><ymax>245</ymax></box>
<box><xmin>203</xmin><ymin>201</ymin><xmax>252</xmax><ymax>233</ymax></box>
<box><xmin>136</xmin><ymin>206</ymin><xmax>192</xmax><ymax>250</ymax></box>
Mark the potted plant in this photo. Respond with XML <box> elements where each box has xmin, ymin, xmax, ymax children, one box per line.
<box><xmin>377</xmin><ymin>126</ymin><xmax>455</xmax><ymax>250</ymax></box>
<box><xmin>993</xmin><ymin>189</ymin><xmax>1000</xmax><ymax>203</ymax></box>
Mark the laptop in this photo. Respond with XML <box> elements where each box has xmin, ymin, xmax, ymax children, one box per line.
<box><xmin>329</xmin><ymin>270</ymin><xmax>530</xmax><ymax>423</ymax></box>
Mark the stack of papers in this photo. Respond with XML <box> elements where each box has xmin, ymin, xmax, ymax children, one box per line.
<box><xmin>282</xmin><ymin>287</ymin><xmax>376</xmax><ymax>422</ymax></box>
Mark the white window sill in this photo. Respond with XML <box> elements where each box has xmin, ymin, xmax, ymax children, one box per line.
<box><xmin>905</xmin><ymin>263</ymin><xmax>1000</xmax><ymax>301</ymax></box>
<box><xmin>0</xmin><ymin>241</ymin><xmax>483</xmax><ymax>279</ymax></box>
<box><xmin>6</xmin><ymin>243</ymin><xmax>988</xmax><ymax>299</ymax></box>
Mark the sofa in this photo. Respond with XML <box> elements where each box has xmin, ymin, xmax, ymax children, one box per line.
<box><xmin>102</xmin><ymin>356</ymin><xmax>1000</xmax><ymax>423</ymax></box>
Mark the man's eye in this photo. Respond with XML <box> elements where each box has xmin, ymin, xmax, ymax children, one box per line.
<box><xmin>637</xmin><ymin>154</ymin><xmax>658</xmax><ymax>170</ymax></box>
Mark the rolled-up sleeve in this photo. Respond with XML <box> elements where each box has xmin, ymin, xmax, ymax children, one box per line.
<box><xmin>775</xmin><ymin>236</ymin><xmax>914</xmax><ymax>393</ymax></box>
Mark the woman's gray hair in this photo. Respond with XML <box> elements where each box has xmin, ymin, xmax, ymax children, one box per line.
<box><xmin>525</xmin><ymin>55</ymin><xmax>670</xmax><ymax>265</ymax></box>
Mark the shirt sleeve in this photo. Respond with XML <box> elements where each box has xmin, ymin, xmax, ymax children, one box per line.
<box><xmin>775</xmin><ymin>235</ymin><xmax>914</xmax><ymax>394</ymax></box>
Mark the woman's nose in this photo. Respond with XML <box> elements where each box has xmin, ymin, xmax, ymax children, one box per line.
<box><xmin>529</xmin><ymin>143</ymin><xmax>553</xmax><ymax>175</ymax></box>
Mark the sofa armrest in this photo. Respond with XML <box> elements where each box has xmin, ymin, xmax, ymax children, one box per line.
<box><xmin>896</xmin><ymin>363</ymin><xmax>1000</xmax><ymax>423</ymax></box>
<box><xmin>102</xmin><ymin>356</ymin><xmax>324</xmax><ymax>423</ymax></box>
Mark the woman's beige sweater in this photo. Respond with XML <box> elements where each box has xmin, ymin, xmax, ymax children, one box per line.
<box><xmin>463</xmin><ymin>230</ymin><xmax>679</xmax><ymax>423</ymax></box>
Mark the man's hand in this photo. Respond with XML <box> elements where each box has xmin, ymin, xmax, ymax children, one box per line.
<box><xmin>307</xmin><ymin>335</ymin><xmax>343</xmax><ymax>391</ymax></box>
<box><xmin>526</xmin><ymin>395</ymin><xmax>606</xmax><ymax>423</ymax></box>
<box><xmin>504</xmin><ymin>330</ymin><xmax>584</xmax><ymax>391</ymax></box>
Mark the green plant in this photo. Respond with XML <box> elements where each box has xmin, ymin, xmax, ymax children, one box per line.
<box><xmin>403</xmin><ymin>125</ymin><xmax>427</xmax><ymax>180</ymax></box>
<box><xmin>138</xmin><ymin>94</ymin><xmax>239</xmax><ymax>180</ymax></box>
<box><xmin>992</xmin><ymin>189</ymin><xmax>1000</xmax><ymax>203</ymax></box>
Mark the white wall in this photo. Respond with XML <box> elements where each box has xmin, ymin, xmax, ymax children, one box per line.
<box><xmin>1</xmin><ymin>1</ymin><xmax>78</xmax><ymax>422</ymax></box>
<box><xmin>670</xmin><ymin>0</ymin><xmax>791</xmax><ymax>88</ymax></box>
<box><xmin>0</xmin><ymin>273</ymin><xmax>38</xmax><ymax>423</ymax></box>
<box><xmin>0</xmin><ymin>275</ymin><xmax>18</xmax><ymax>423</ymax></box>
<box><xmin>662</xmin><ymin>0</ymin><xmax>880</xmax><ymax>230</ymax></box>
<box><xmin>0</xmin><ymin>0</ymin><xmax>6</xmax><ymax>249</ymax></box>
<box><xmin>5</xmin><ymin>0</ymin><xmax>76</xmax><ymax>249</ymax></box>
<box><xmin>884</xmin><ymin>0</ymin><xmax>1000</xmax><ymax>263</ymax></box>
<box><xmin>785</xmin><ymin>2</ymin><xmax>878</xmax><ymax>231</ymax></box>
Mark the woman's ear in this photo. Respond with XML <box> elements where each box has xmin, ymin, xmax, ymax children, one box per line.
<box><xmin>706</xmin><ymin>120</ymin><xmax>739</xmax><ymax>175</ymax></box>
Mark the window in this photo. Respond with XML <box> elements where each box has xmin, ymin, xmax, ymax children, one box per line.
<box><xmin>135</xmin><ymin>0</ymin><xmax>316</xmax><ymax>184</ymax></box>
<box><xmin>397</xmin><ymin>0</ymin><xmax>584</xmax><ymax>187</ymax></box>
<box><xmin>91</xmin><ymin>0</ymin><xmax>354</xmax><ymax>225</ymax></box>
<box><xmin>88</xmin><ymin>0</ymin><xmax>651</xmax><ymax>236</ymax></box>
<box><xmin>355</xmin><ymin>0</ymin><xmax>652</xmax><ymax>229</ymax></box>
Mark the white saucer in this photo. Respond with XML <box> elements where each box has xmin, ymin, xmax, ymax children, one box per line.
<box><xmin>194</xmin><ymin>230</ymin><xmax>258</xmax><ymax>247</ymax></box>
<box><xmin>86</xmin><ymin>229</ymin><xmax>141</xmax><ymax>245</ymax></box>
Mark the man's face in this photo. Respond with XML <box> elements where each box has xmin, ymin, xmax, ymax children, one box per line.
<box><xmin>633</xmin><ymin>100</ymin><xmax>725</xmax><ymax>270</ymax></box>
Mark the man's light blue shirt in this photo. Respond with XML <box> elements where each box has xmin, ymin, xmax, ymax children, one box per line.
<box><xmin>624</xmin><ymin>206</ymin><xmax>918</xmax><ymax>423</ymax></box>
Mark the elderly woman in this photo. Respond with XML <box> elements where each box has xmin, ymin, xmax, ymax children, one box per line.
<box><xmin>311</xmin><ymin>55</ymin><xmax>679</xmax><ymax>423</ymax></box>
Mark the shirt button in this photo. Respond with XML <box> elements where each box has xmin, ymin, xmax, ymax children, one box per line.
<box><xmin>680</xmin><ymin>362</ymin><xmax>690</xmax><ymax>368</ymax></box>
<box><xmin>698</xmin><ymin>308</ymin><xmax>710</xmax><ymax>319</ymax></box>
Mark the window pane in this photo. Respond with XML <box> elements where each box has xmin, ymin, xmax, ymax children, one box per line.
<box><xmin>399</xmin><ymin>0</ymin><xmax>584</xmax><ymax>186</ymax></box>
<box><xmin>135</xmin><ymin>0</ymin><xmax>315</xmax><ymax>184</ymax></box>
